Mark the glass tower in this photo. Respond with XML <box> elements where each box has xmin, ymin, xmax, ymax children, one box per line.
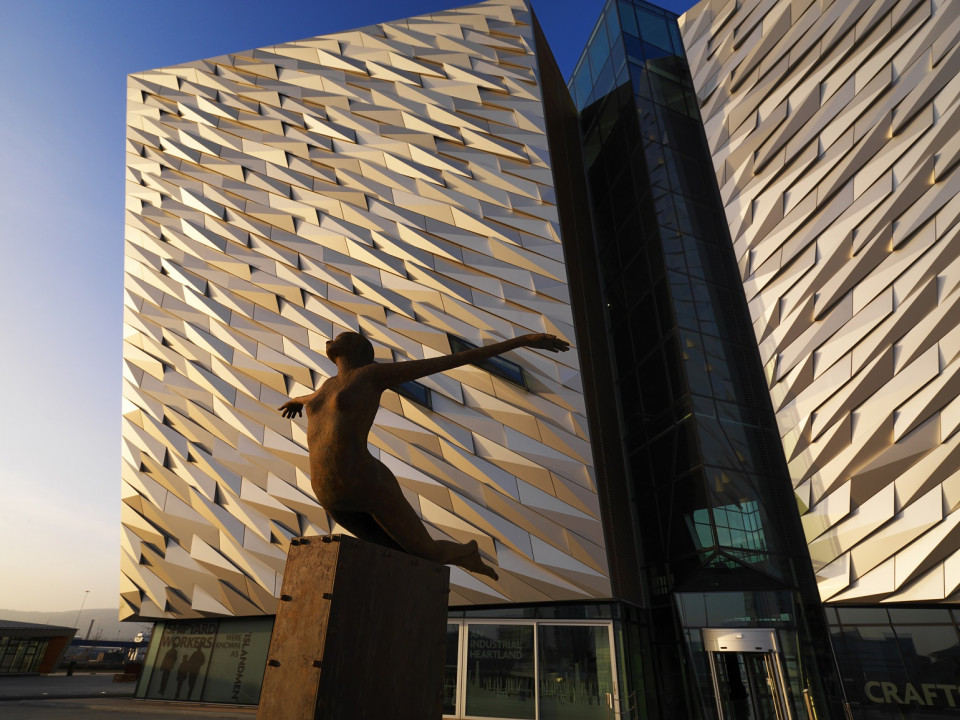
<box><xmin>569</xmin><ymin>1</ymin><xmax>844</xmax><ymax>717</ymax></box>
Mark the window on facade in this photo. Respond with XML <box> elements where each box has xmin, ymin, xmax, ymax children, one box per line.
<box><xmin>0</xmin><ymin>638</ymin><xmax>47</xmax><ymax>674</ymax></box>
<box><xmin>827</xmin><ymin>608</ymin><xmax>960</xmax><ymax>713</ymax></box>
<box><xmin>686</xmin><ymin>501</ymin><xmax>768</xmax><ymax>566</ymax></box>
<box><xmin>392</xmin><ymin>379</ymin><xmax>432</xmax><ymax>409</ymax></box>
<box><xmin>892</xmin><ymin>624</ymin><xmax>960</xmax><ymax>687</ymax></box>
<box><xmin>465</xmin><ymin>624</ymin><xmax>535</xmax><ymax>719</ymax></box>
<box><xmin>141</xmin><ymin>621</ymin><xmax>216</xmax><ymax>702</ymax></box>
<box><xmin>0</xmin><ymin>641</ymin><xmax>14</xmax><ymax>673</ymax></box>
<box><xmin>538</xmin><ymin>625</ymin><xmax>614</xmax><ymax>720</ymax></box>
<box><xmin>199</xmin><ymin>617</ymin><xmax>272</xmax><ymax>704</ymax></box>
<box><xmin>448</xmin><ymin>336</ymin><xmax>527</xmax><ymax>388</ymax></box>
<box><xmin>136</xmin><ymin>618</ymin><xmax>271</xmax><ymax>705</ymax></box>
<box><xmin>451</xmin><ymin>620</ymin><xmax>619</xmax><ymax>719</ymax></box>
<box><xmin>443</xmin><ymin>624</ymin><xmax>459</xmax><ymax>715</ymax></box>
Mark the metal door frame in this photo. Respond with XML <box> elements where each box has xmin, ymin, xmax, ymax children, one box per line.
<box><xmin>446</xmin><ymin>618</ymin><xmax>620</xmax><ymax>720</ymax></box>
<box><xmin>702</xmin><ymin>628</ymin><xmax>793</xmax><ymax>720</ymax></box>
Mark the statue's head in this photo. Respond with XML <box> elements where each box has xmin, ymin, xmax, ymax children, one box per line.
<box><xmin>326</xmin><ymin>331</ymin><xmax>375</xmax><ymax>367</ymax></box>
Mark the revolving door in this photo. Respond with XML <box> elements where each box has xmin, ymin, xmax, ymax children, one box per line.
<box><xmin>703</xmin><ymin>629</ymin><xmax>792</xmax><ymax>720</ymax></box>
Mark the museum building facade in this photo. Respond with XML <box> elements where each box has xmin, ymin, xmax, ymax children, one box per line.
<box><xmin>121</xmin><ymin>0</ymin><xmax>960</xmax><ymax>718</ymax></box>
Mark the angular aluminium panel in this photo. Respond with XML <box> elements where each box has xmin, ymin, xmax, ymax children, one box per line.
<box><xmin>681</xmin><ymin>0</ymin><xmax>960</xmax><ymax>602</ymax></box>
<box><xmin>121</xmin><ymin>0</ymin><xmax>610</xmax><ymax>621</ymax></box>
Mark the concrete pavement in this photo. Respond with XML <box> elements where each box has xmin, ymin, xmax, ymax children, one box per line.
<box><xmin>0</xmin><ymin>698</ymin><xmax>258</xmax><ymax>719</ymax></box>
<box><xmin>0</xmin><ymin>674</ymin><xmax>257</xmax><ymax>719</ymax></box>
<box><xmin>0</xmin><ymin>672</ymin><xmax>134</xmax><ymax>701</ymax></box>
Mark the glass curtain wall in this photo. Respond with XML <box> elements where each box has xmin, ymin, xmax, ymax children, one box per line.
<box><xmin>136</xmin><ymin>612</ymin><xmax>622</xmax><ymax>719</ymax></box>
<box><xmin>444</xmin><ymin>619</ymin><xmax>617</xmax><ymax>720</ymax></box>
<box><xmin>0</xmin><ymin>637</ymin><xmax>49</xmax><ymax>674</ymax></box>
<box><xmin>135</xmin><ymin>617</ymin><xmax>272</xmax><ymax>704</ymax></box>
<box><xmin>567</xmin><ymin>1</ymin><xmax>845</xmax><ymax>718</ymax></box>
<box><xmin>569</xmin><ymin>0</ymin><xmax>819</xmax><ymax>621</ymax></box>
<box><xmin>826</xmin><ymin>606</ymin><xmax>960</xmax><ymax>720</ymax></box>
<box><xmin>538</xmin><ymin>624</ymin><xmax>614</xmax><ymax>720</ymax></box>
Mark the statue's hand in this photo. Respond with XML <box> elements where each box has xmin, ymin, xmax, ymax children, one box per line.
<box><xmin>523</xmin><ymin>333</ymin><xmax>570</xmax><ymax>353</ymax></box>
<box><xmin>278</xmin><ymin>400</ymin><xmax>304</xmax><ymax>418</ymax></box>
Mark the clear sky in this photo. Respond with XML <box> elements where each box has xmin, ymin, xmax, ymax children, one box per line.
<box><xmin>0</xmin><ymin>0</ymin><xmax>693</xmax><ymax>615</ymax></box>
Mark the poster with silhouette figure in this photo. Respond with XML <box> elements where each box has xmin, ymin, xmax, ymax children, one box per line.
<box><xmin>145</xmin><ymin>621</ymin><xmax>216</xmax><ymax>700</ymax></box>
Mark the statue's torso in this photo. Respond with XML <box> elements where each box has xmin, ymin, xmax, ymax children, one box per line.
<box><xmin>304</xmin><ymin>366</ymin><xmax>384</xmax><ymax>508</ymax></box>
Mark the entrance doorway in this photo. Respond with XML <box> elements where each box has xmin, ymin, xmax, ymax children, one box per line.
<box><xmin>702</xmin><ymin>629</ymin><xmax>792</xmax><ymax>720</ymax></box>
<box><xmin>443</xmin><ymin>620</ymin><xmax>619</xmax><ymax>719</ymax></box>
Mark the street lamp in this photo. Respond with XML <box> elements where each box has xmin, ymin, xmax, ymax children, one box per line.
<box><xmin>74</xmin><ymin>590</ymin><xmax>90</xmax><ymax>631</ymax></box>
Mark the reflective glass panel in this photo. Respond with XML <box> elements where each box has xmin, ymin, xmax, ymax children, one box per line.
<box><xmin>449</xmin><ymin>336</ymin><xmax>526</xmax><ymax>387</ymax></box>
<box><xmin>443</xmin><ymin>624</ymin><xmax>459</xmax><ymax>715</ymax></box>
<box><xmin>143</xmin><ymin>620</ymin><xmax>218</xmax><ymax>701</ymax></box>
<box><xmin>0</xmin><ymin>639</ymin><xmax>46</xmax><ymax>673</ymax></box>
<box><xmin>604</xmin><ymin>7</ymin><xmax>621</xmax><ymax>50</ymax></box>
<box><xmin>393</xmin><ymin>379</ymin><xmax>432</xmax><ymax>408</ymax></box>
<box><xmin>618</xmin><ymin>1</ymin><xmax>639</xmax><ymax>37</ymax></box>
<box><xmin>465</xmin><ymin>624</ymin><xmax>535</xmax><ymax>719</ymax></box>
<box><xmin>1</xmin><ymin>641</ymin><xmax>24</xmax><ymax>673</ymax></box>
<box><xmin>635</xmin><ymin>6</ymin><xmax>674</xmax><ymax>53</ymax></box>
<box><xmin>538</xmin><ymin>625</ymin><xmax>614</xmax><ymax>719</ymax></box>
<box><xmin>134</xmin><ymin>623</ymin><xmax>165</xmax><ymax>698</ymax></box>
<box><xmin>893</xmin><ymin>625</ymin><xmax>960</xmax><ymax>686</ymax></box>
<box><xmin>200</xmin><ymin>617</ymin><xmax>272</xmax><ymax>704</ymax></box>
<box><xmin>574</xmin><ymin>65</ymin><xmax>594</xmax><ymax>111</ymax></box>
<box><xmin>21</xmin><ymin>640</ymin><xmax>45</xmax><ymax>673</ymax></box>
<box><xmin>713</xmin><ymin>652</ymin><xmax>785</xmax><ymax>720</ymax></box>
<box><xmin>887</xmin><ymin>608</ymin><xmax>952</xmax><ymax>625</ymax></box>
<box><xmin>588</xmin><ymin>22</ymin><xmax>610</xmax><ymax>82</ymax></box>
<box><xmin>836</xmin><ymin>608</ymin><xmax>888</xmax><ymax>626</ymax></box>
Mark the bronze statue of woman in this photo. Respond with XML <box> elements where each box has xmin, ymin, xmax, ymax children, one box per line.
<box><xmin>279</xmin><ymin>331</ymin><xmax>570</xmax><ymax>580</ymax></box>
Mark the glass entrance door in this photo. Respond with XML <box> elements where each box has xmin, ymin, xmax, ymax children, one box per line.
<box><xmin>444</xmin><ymin>620</ymin><xmax>619</xmax><ymax>719</ymax></box>
<box><xmin>537</xmin><ymin>625</ymin><xmax>614</xmax><ymax>720</ymax></box>
<box><xmin>712</xmin><ymin>651</ymin><xmax>786</xmax><ymax>720</ymax></box>
<box><xmin>702</xmin><ymin>628</ymin><xmax>792</xmax><ymax>720</ymax></box>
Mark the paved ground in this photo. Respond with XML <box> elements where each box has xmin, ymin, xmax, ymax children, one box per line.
<box><xmin>0</xmin><ymin>698</ymin><xmax>257</xmax><ymax>719</ymax></box>
<box><xmin>0</xmin><ymin>674</ymin><xmax>256</xmax><ymax>719</ymax></box>
<box><xmin>0</xmin><ymin>672</ymin><xmax>134</xmax><ymax>701</ymax></box>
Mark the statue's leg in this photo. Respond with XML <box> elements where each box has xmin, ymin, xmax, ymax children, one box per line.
<box><xmin>327</xmin><ymin>508</ymin><xmax>404</xmax><ymax>551</ymax></box>
<box><xmin>368</xmin><ymin>461</ymin><xmax>499</xmax><ymax>580</ymax></box>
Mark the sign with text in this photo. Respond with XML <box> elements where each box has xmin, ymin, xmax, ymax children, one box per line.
<box><xmin>146</xmin><ymin>621</ymin><xmax>216</xmax><ymax>701</ymax></box>
<box><xmin>864</xmin><ymin>681</ymin><xmax>960</xmax><ymax>709</ymax></box>
<box><xmin>200</xmin><ymin>617</ymin><xmax>272</xmax><ymax>704</ymax></box>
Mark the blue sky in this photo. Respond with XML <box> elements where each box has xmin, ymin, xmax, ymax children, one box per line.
<box><xmin>0</xmin><ymin>0</ymin><xmax>692</xmax><ymax>614</ymax></box>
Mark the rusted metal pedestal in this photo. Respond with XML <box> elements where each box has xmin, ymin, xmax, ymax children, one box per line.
<box><xmin>256</xmin><ymin>534</ymin><xmax>450</xmax><ymax>720</ymax></box>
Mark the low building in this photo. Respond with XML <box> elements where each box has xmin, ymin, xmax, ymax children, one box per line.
<box><xmin>0</xmin><ymin>621</ymin><xmax>76</xmax><ymax>674</ymax></box>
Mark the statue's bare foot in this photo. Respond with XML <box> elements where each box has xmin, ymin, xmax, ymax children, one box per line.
<box><xmin>455</xmin><ymin>540</ymin><xmax>499</xmax><ymax>581</ymax></box>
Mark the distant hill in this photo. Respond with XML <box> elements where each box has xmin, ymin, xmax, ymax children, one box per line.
<box><xmin>0</xmin><ymin>608</ymin><xmax>152</xmax><ymax>642</ymax></box>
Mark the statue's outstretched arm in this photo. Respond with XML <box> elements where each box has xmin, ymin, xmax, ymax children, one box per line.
<box><xmin>371</xmin><ymin>332</ymin><xmax>569</xmax><ymax>388</ymax></box>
